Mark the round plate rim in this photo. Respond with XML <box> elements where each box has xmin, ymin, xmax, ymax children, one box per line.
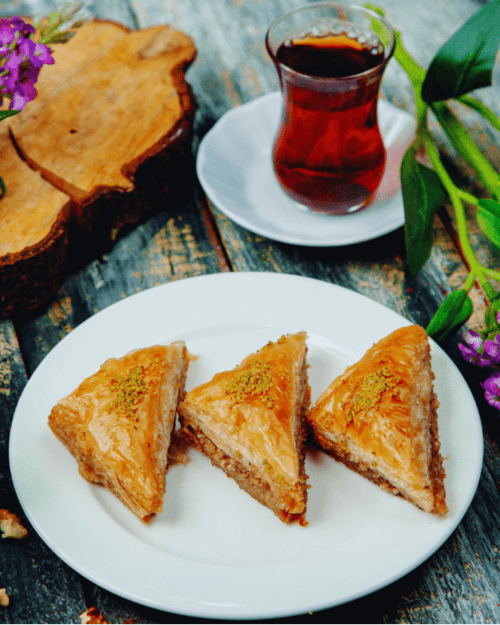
<box><xmin>9</xmin><ymin>272</ymin><xmax>483</xmax><ymax>620</ymax></box>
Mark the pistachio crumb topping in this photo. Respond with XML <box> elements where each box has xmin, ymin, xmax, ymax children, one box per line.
<box><xmin>262</xmin><ymin>458</ymin><xmax>273</xmax><ymax>473</ymax></box>
<box><xmin>225</xmin><ymin>360</ymin><xmax>275</xmax><ymax>407</ymax></box>
<box><xmin>106</xmin><ymin>365</ymin><xmax>149</xmax><ymax>420</ymax></box>
<box><xmin>347</xmin><ymin>366</ymin><xmax>400</xmax><ymax>424</ymax></box>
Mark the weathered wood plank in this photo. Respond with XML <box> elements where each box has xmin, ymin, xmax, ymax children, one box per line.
<box><xmin>14</xmin><ymin>177</ymin><xmax>222</xmax><ymax>375</ymax></box>
<box><xmin>0</xmin><ymin>0</ymin><xmax>138</xmax><ymax>27</ymax></box>
<box><xmin>1</xmin><ymin>3</ymin><xmax>227</xmax><ymax>622</ymax></box>
<box><xmin>0</xmin><ymin>320</ymin><xmax>87</xmax><ymax>624</ymax></box>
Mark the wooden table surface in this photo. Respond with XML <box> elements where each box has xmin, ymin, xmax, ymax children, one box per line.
<box><xmin>1</xmin><ymin>0</ymin><xmax>500</xmax><ymax>622</ymax></box>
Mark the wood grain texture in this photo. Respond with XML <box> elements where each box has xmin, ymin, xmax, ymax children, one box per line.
<box><xmin>0</xmin><ymin>320</ymin><xmax>88</xmax><ymax>624</ymax></box>
<box><xmin>14</xmin><ymin>174</ymin><xmax>222</xmax><ymax>376</ymax></box>
<box><xmin>0</xmin><ymin>125</ymin><xmax>72</xmax><ymax>316</ymax></box>
<box><xmin>1</xmin><ymin>17</ymin><xmax>197</xmax><ymax>317</ymax></box>
<box><xmin>9</xmin><ymin>20</ymin><xmax>196</xmax><ymax>197</ymax></box>
<box><xmin>1</xmin><ymin>0</ymin><xmax>500</xmax><ymax>623</ymax></box>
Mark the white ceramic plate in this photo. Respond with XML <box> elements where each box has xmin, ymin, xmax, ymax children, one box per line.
<box><xmin>10</xmin><ymin>273</ymin><xmax>482</xmax><ymax>620</ymax></box>
<box><xmin>196</xmin><ymin>92</ymin><xmax>416</xmax><ymax>246</ymax></box>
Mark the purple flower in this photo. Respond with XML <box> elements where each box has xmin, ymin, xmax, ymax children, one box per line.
<box><xmin>8</xmin><ymin>16</ymin><xmax>35</xmax><ymax>38</ymax></box>
<box><xmin>458</xmin><ymin>329</ymin><xmax>500</xmax><ymax>367</ymax></box>
<box><xmin>10</xmin><ymin>81</ymin><xmax>37</xmax><ymax>110</ymax></box>
<box><xmin>18</xmin><ymin>38</ymin><xmax>54</xmax><ymax>68</ymax></box>
<box><xmin>0</xmin><ymin>20</ymin><xmax>17</xmax><ymax>46</ymax></box>
<box><xmin>458</xmin><ymin>344</ymin><xmax>492</xmax><ymax>366</ymax></box>
<box><xmin>463</xmin><ymin>329</ymin><xmax>483</xmax><ymax>351</ymax></box>
<box><xmin>458</xmin><ymin>329</ymin><xmax>492</xmax><ymax>366</ymax></box>
<box><xmin>482</xmin><ymin>372</ymin><xmax>500</xmax><ymax>409</ymax></box>
<box><xmin>0</xmin><ymin>17</ymin><xmax>34</xmax><ymax>49</ymax></box>
<box><xmin>458</xmin><ymin>343</ymin><xmax>476</xmax><ymax>364</ymax></box>
<box><xmin>0</xmin><ymin>16</ymin><xmax>54</xmax><ymax>111</ymax></box>
<box><xmin>483</xmin><ymin>335</ymin><xmax>500</xmax><ymax>365</ymax></box>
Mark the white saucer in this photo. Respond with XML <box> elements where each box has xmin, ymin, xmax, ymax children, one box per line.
<box><xmin>196</xmin><ymin>91</ymin><xmax>416</xmax><ymax>247</ymax></box>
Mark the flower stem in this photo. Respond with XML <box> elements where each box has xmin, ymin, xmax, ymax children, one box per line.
<box><xmin>393</xmin><ymin>31</ymin><xmax>426</xmax><ymax>88</ymax></box>
<box><xmin>482</xmin><ymin>267</ymin><xmax>500</xmax><ymax>282</ymax></box>
<box><xmin>431</xmin><ymin>101</ymin><xmax>500</xmax><ymax>201</ymax></box>
<box><xmin>379</xmin><ymin>8</ymin><xmax>500</xmax><ymax>338</ymax></box>
<box><xmin>463</xmin><ymin>272</ymin><xmax>477</xmax><ymax>293</ymax></box>
<box><xmin>458</xmin><ymin>95</ymin><xmax>500</xmax><ymax>133</ymax></box>
<box><xmin>457</xmin><ymin>188</ymin><xmax>479</xmax><ymax>206</ymax></box>
<box><xmin>422</xmin><ymin>131</ymin><xmax>497</xmax><ymax>300</ymax></box>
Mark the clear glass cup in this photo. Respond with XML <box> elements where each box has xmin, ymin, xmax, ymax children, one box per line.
<box><xmin>266</xmin><ymin>2</ymin><xmax>395</xmax><ymax>215</ymax></box>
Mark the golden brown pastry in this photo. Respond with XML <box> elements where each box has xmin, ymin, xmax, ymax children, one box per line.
<box><xmin>307</xmin><ymin>325</ymin><xmax>447</xmax><ymax>515</ymax></box>
<box><xmin>48</xmin><ymin>342</ymin><xmax>191</xmax><ymax>523</ymax></box>
<box><xmin>178</xmin><ymin>332</ymin><xmax>310</xmax><ymax>525</ymax></box>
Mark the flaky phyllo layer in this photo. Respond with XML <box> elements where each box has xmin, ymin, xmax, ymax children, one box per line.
<box><xmin>48</xmin><ymin>342</ymin><xmax>191</xmax><ymax>522</ymax></box>
<box><xmin>308</xmin><ymin>325</ymin><xmax>447</xmax><ymax>515</ymax></box>
<box><xmin>178</xmin><ymin>332</ymin><xmax>310</xmax><ymax>524</ymax></box>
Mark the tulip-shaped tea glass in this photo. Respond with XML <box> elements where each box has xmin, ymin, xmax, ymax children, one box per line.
<box><xmin>266</xmin><ymin>2</ymin><xmax>395</xmax><ymax>214</ymax></box>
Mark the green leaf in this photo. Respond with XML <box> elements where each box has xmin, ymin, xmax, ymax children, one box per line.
<box><xmin>0</xmin><ymin>176</ymin><xmax>5</xmax><ymax>198</ymax></box>
<box><xmin>401</xmin><ymin>144</ymin><xmax>447</xmax><ymax>275</ymax></box>
<box><xmin>44</xmin><ymin>31</ymin><xmax>76</xmax><ymax>44</ymax></box>
<box><xmin>478</xmin><ymin>198</ymin><xmax>500</xmax><ymax>219</ymax></box>
<box><xmin>477</xmin><ymin>199</ymin><xmax>500</xmax><ymax>251</ymax></box>
<box><xmin>48</xmin><ymin>9</ymin><xmax>61</xmax><ymax>28</ymax></box>
<box><xmin>426</xmin><ymin>289</ymin><xmax>473</xmax><ymax>343</ymax></box>
<box><xmin>363</xmin><ymin>3</ymin><xmax>384</xmax><ymax>17</ymax></box>
<box><xmin>485</xmin><ymin>295</ymin><xmax>500</xmax><ymax>331</ymax></box>
<box><xmin>0</xmin><ymin>110</ymin><xmax>20</xmax><ymax>122</ymax></box>
<box><xmin>422</xmin><ymin>0</ymin><xmax>500</xmax><ymax>103</ymax></box>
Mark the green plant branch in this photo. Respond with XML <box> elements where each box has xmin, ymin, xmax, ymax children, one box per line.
<box><xmin>392</xmin><ymin>26</ymin><xmax>500</xmax><ymax>307</ymax></box>
<box><xmin>458</xmin><ymin>94</ymin><xmax>500</xmax><ymax>133</ymax></box>
<box><xmin>393</xmin><ymin>31</ymin><xmax>426</xmax><ymax>88</ymax></box>
<box><xmin>392</xmin><ymin>31</ymin><xmax>428</xmax><ymax>131</ymax></box>
<box><xmin>431</xmin><ymin>101</ymin><xmax>500</xmax><ymax>200</ymax></box>
<box><xmin>482</xmin><ymin>266</ymin><xmax>500</xmax><ymax>282</ymax></box>
<box><xmin>463</xmin><ymin>272</ymin><xmax>477</xmax><ymax>292</ymax></box>
<box><xmin>422</xmin><ymin>132</ymin><xmax>472</xmax><ymax>262</ymax></box>
<box><xmin>457</xmin><ymin>188</ymin><xmax>479</xmax><ymax>206</ymax></box>
<box><xmin>483</xmin><ymin>267</ymin><xmax>500</xmax><ymax>282</ymax></box>
<box><xmin>455</xmin><ymin>194</ymin><xmax>500</xmax><ymax>283</ymax></box>
<box><xmin>422</xmin><ymin>130</ymin><xmax>497</xmax><ymax>300</ymax></box>
<box><xmin>372</xmin><ymin>2</ymin><xmax>500</xmax><ymax>342</ymax></box>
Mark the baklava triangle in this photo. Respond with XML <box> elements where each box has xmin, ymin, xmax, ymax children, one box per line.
<box><xmin>48</xmin><ymin>342</ymin><xmax>191</xmax><ymax>523</ymax></box>
<box><xmin>178</xmin><ymin>332</ymin><xmax>310</xmax><ymax>525</ymax></box>
<box><xmin>307</xmin><ymin>325</ymin><xmax>447</xmax><ymax>515</ymax></box>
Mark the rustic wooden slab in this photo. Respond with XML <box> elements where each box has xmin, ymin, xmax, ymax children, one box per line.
<box><xmin>9</xmin><ymin>20</ymin><xmax>196</xmax><ymax>197</ymax></box>
<box><xmin>0</xmin><ymin>126</ymin><xmax>71</xmax><ymax>317</ymax></box>
<box><xmin>1</xmin><ymin>18</ymin><xmax>197</xmax><ymax>317</ymax></box>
